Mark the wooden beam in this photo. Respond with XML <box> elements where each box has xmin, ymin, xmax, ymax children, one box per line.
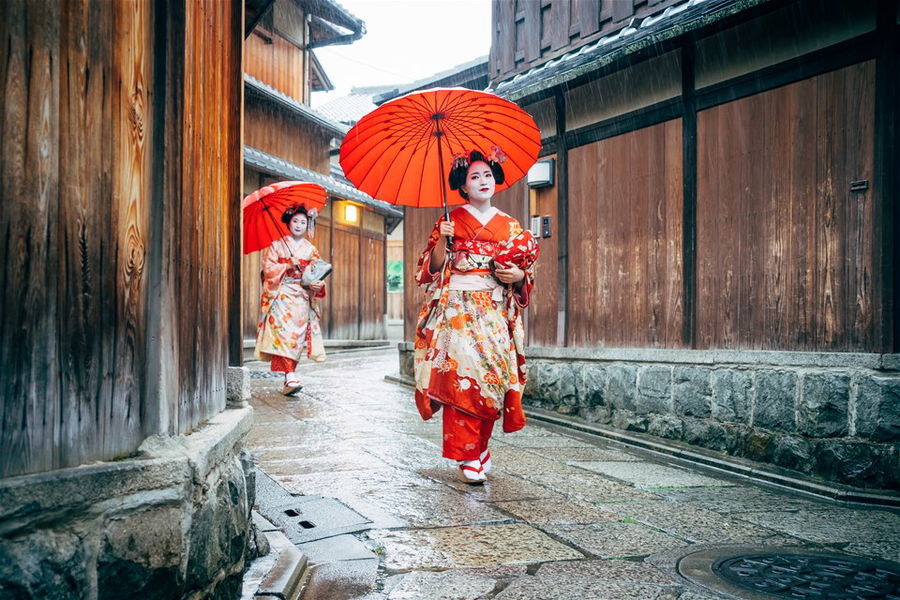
<box><xmin>696</xmin><ymin>32</ymin><xmax>878</xmax><ymax>112</ymax></box>
<box><xmin>229</xmin><ymin>0</ymin><xmax>245</xmax><ymax>366</ymax></box>
<box><xmin>874</xmin><ymin>0</ymin><xmax>899</xmax><ymax>351</ymax></box>
<box><xmin>681</xmin><ymin>41</ymin><xmax>698</xmax><ymax>348</ymax></box>
<box><xmin>554</xmin><ymin>87</ymin><xmax>569</xmax><ymax>347</ymax></box>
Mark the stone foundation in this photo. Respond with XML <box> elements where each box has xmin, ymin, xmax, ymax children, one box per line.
<box><xmin>397</xmin><ymin>343</ymin><xmax>900</xmax><ymax>490</ymax></box>
<box><xmin>0</xmin><ymin>407</ymin><xmax>255</xmax><ymax>599</ymax></box>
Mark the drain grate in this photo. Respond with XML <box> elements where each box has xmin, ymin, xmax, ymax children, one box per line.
<box><xmin>710</xmin><ymin>552</ymin><xmax>900</xmax><ymax>599</ymax></box>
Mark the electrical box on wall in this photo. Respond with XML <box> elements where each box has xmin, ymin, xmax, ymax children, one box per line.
<box><xmin>541</xmin><ymin>216</ymin><xmax>552</xmax><ymax>238</ymax></box>
<box><xmin>530</xmin><ymin>216</ymin><xmax>541</xmax><ymax>237</ymax></box>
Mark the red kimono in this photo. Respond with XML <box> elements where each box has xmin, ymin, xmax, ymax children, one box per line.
<box><xmin>414</xmin><ymin>205</ymin><xmax>538</xmax><ymax>460</ymax></box>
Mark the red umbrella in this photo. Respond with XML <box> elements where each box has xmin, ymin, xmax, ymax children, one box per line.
<box><xmin>242</xmin><ymin>181</ymin><xmax>327</xmax><ymax>254</ymax></box>
<box><xmin>339</xmin><ymin>88</ymin><xmax>541</xmax><ymax>219</ymax></box>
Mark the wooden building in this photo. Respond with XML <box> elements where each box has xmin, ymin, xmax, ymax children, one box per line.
<box><xmin>401</xmin><ymin>0</ymin><xmax>899</xmax><ymax>491</ymax></box>
<box><xmin>242</xmin><ymin>0</ymin><xmax>401</xmax><ymax>345</ymax></box>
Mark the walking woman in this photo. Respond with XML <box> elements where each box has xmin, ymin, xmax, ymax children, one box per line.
<box><xmin>254</xmin><ymin>204</ymin><xmax>327</xmax><ymax>395</ymax></box>
<box><xmin>413</xmin><ymin>148</ymin><xmax>539</xmax><ymax>483</ymax></box>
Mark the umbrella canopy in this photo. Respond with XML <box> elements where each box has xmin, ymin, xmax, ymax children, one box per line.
<box><xmin>242</xmin><ymin>181</ymin><xmax>327</xmax><ymax>254</ymax></box>
<box><xmin>339</xmin><ymin>88</ymin><xmax>541</xmax><ymax>210</ymax></box>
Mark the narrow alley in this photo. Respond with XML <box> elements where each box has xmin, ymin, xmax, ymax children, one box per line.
<box><xmin>244</xmin><ymin>349</ymin><xmax>900</xmax><ymax>600</ymax></box>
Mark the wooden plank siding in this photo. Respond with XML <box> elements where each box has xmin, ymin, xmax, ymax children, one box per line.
<box><xmin>567</xmin><ymin>120</ymin><xmax>684</xmax><ymax>347</ymax></box>
<box><xmin>0</xmin><ymin>0</ymin><xmax>241</xmax><ymax>478</ymax></box>
<box><xmin>528</xmin><ymin>168</ymin><xmax>560</xmax><ymax>346</ymax></box>
<box><xmin>697</xmin><ymin>61</ymin><xmax>878</xmax><ymax>351</ymax></box>
<box><xmin>331</xmin><ymin>224</ymin><xmax>361</xmax><ymax>338</ymax></box>
<box><xmin>245</xmin><ymin>28</ymin><xmax>305</xmax><ymax>104</ymax></box>
<box><xmin>403</xmin><ymin>206</ymin><xmax>445</xmax><ymax>342</ymax></box>
<box><xmin>244</xmin><ymin>100</ymin><xmax>332</xmax><ymax>172</ymax></box>
<box><xmin>168</xmin><ymin>0</ymin><xmax>240</xmax><ymax>430</ymax></box>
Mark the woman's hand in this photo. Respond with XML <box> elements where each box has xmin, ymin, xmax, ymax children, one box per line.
<box><xmin>307</xmin><ymin>281</ymin><xmax>324</xmax><ymax>294</ymax></box>
<box><xmin>430</xmin><ymin>220</ymin><xmax>455</xmax><ymax>274</ymax></box>
<box><xmin>494</xmin><ymin>266</ymin><xmax>525</xmax><ymax>284</ymax></box>
<box><xmin>438</xmin><ymin>220</ymin><xmax>455</xmax><ymax>238</ymax></box>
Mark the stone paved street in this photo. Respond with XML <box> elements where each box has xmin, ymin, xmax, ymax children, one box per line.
<box><xmin>246</xmin><ymin>348</ymin><xmax>900</xmax><ymax>600</ymax></box>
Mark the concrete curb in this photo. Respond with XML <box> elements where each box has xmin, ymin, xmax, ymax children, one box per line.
<box><xmin>255</xmin><ymin>530</ymin><xmax>309</xmax><ymax>599</ymax></box>
<box><xmin>243</xmin><ymin>512</ymin><xmax>310</xmax><ymax>600</ymax></box>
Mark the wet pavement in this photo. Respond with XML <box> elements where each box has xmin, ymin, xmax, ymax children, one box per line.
<box><xmin>245</xmin><ymin>348</ymin><xmax>900</xmax><ymax>600</ymax></box>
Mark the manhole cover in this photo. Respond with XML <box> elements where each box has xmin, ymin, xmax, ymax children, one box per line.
<box><xmin>677</xmin><ymin>546</ymin><xmax>900</xmax><ymax>600</ymax></box>
<box><xmin>713</xmin><ymin>553</ymin><xmax>900</xmax><ymax>599</ymax></box>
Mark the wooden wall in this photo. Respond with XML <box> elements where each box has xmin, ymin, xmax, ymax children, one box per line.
<box><xmin>0</xmin><ymin>0</ymin><xmax>152</xmax><ymax>478</ymax></box>
<box><xmin>527</xmin><ymin>167</ymin><xmax>560</xmax><ymax>347</ymax></box>
<box><xmin>403</xmin><ymin>206</ymin><xmax>445</xmax><ymax>342</ymax></box>
<box><xmin>246</xmin><ymin>29</ymin><xmax>305</xmax><ymax>103</ymax></box>
<box><xmin>0</xmin><ymin>0</ymin><xmax>242</xmax><ymax>478</ymax></box>
<box><xmin>697</xmin><ymin>61</ymin><xmax>878</xmax><ymax>351</ymax></box>
<box><xmin>245</xmin><ymin>99</ymin><xmax>332</xmax><ymax>172</ymax></box>
<box><xmin>568</xmin><ymin>120</ymin><xmax>684</xmax><ymax>347</ymax></box>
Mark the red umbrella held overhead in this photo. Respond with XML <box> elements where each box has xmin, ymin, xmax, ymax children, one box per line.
<box><xmin>242</xmin><ymin>181</ymin><xmax>327</xmax><ymax>254</ymax></box>
<box><xmin>339</xmin><ymin>88</ymin><xmax>541</xmax><ymax>219</ymax></box>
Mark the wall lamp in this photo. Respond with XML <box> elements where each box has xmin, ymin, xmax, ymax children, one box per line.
<box><xmin>344</xmin><ymin>203</ymin><xmax>359</xmax><ymax>224</ymax></box>
<box><xmin>526</xmin><ymin>158</ymin><xmax>554</xmax><ymax>188</ymax></box>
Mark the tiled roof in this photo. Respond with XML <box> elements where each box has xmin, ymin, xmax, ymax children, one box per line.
<box><xmin>492</xmin><ymin>0</ymin><xmax>769</xmax><ymax>102</ymax></box>
<box><xmin>244</xmin><ymin>74</ymin><xmax>349</xmax><ymax>136</ymax></box>
<box><xmin>316</xmin><ymin>92</ymin><xmax>380</xmax><ymax>126</ymax></box>
<box><xmin>244</xmin><ymin>146</ymin><xmax>403</xmax><ymax>227</ymax></box>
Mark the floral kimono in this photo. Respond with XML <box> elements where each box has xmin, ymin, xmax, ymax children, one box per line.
<box><xmin>414</xmin><ymin>205</ymin><xmax>537</xmax><ymax>436</ymax></box>
<box><xmin>254</xmin><ymin>236</ymin><xmax>327</xmax><ymax>364</ymax></box>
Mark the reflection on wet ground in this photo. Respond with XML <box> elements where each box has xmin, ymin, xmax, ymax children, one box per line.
<box><xmin>246</xmin><ymin>348</ymin><xmax>900</xmax><ymax>600</ymax></box>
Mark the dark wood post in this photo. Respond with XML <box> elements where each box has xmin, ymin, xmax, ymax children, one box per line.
<box><xmin>681</xmin><ymin>39</ymin><xmax>698</xmax><ymax>349</ymax></box>
<box><xmin>228</xmin><ymin>0</ymin><xmax>245</xmax><ymax>366</ymax></box>
<box><xmin>554</xmin><ymin>87</ymin><xmax>569</xmax><ymax>347</ymax></box>
<box><xmin>874</xmin><ymin>0</ymin><xmax>898</xmax><ymax>352</ymax></box>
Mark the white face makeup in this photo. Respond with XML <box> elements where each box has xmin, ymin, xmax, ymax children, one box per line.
<box><xmin>288</xmin><ymin>213</ymin><xmax>308</xmax><ymax>237</ymax></box>
<box><xmin>463</xmin><ymin>161</ymin><xmax>496</xmax><ymax>204</ymax></box>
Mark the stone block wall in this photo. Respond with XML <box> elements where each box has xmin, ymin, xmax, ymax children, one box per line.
<box><xmin>520</xmin><ymin>348</ymin><xmax>900</xmax><ymax>490</ymax></box>
<box><xmin>397</xmin><ymin>343</ymin><xmax>899</xmax><ymax>490</ymax></box>
<box><xmin>0</xmin><ymin>407</ymin><xmax>255</xmax><ymax>600</ymax></box>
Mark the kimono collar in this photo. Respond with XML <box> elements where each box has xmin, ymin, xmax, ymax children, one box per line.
<box><xmin>462</xmin><ymin>203</ymin><xmax>499</xmax><ymax>227</ymax></box>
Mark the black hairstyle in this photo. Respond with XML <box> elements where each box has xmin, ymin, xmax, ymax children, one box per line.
<box><xmin>448</xmin><ymin>150</ymin><xmax>506</xmax><ymax>200</ymax></box>
<box><xmin>281</xmin><ymin>204</ymin><xmax>310</xmax><ymax>224</ymax></box>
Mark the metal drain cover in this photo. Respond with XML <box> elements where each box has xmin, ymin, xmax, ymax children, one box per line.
<box><xmin>678</xmin><ymin>546</ymin><xmax>900</xmax><ymax>599</ymax></box>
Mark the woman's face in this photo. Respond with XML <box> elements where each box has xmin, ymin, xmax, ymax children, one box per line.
<box><xmin>463</xmin><ymin>161</ymin><xmax>495</xmax><ymax>203</ymax></box>
<box><xmin>288</xmin><ymin>213</ymin><xmax>308</xmax><ymax>236</ymax></box>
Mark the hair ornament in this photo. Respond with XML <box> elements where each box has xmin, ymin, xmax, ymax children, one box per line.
<box><xmin>487</xmin><ymin>145</ymin><xmax>507</xmax><ymax>164</ymax></box>
<box><xmin>451</xmin><ymin>152</ymin><xmax>469</xmax><ymax>170</ymax></box>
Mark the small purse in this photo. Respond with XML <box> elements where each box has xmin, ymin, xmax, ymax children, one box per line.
<box><xmin>301</xmin><ymin>259</ymin><xmax>333</xmax><ymax>285</ymax></box>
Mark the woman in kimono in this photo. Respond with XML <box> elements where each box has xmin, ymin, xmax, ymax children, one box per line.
<box><xmin>254</xmin><ymin>204</ymin><xmax>327</xmax><ymax>395</ymax></box>
<box><xmin>414</xmin><ymin>148</ymin><xmax>539</xmax><ymax>483</ymax></box>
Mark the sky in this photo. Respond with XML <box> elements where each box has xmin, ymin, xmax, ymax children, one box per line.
<box><xmin>311</xmin><ymin>0</ymin><xmax>492</xmax><ymax>107</ymax></box>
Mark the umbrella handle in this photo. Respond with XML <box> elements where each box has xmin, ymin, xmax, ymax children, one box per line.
<box><xmin>435</xmin><ymin>123</ymin><xmax>453</xmax><ymax>250</ymax></box>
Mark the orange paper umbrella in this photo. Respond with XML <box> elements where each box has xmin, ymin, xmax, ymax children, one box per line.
<box><xmin>242</xmin><ymin>181</ymin><xmax>327</xmax><ymax>254</ymax></box>
<box><xmin>339</xmin><ymin>88</ymin><xmax>540</xmax><ymax>219</ymax></box>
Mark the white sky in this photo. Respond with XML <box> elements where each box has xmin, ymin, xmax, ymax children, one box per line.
<box><xmin>311</xmin><ymin>0</ymin><xmax>492</xmax><ymax>107</ymax></box>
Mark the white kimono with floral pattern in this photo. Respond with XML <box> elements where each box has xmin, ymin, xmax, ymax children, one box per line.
<box><xmin>254</xmin><ymin>236</ymin><xmax>326</xmax><ymax>363</ymax></box>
